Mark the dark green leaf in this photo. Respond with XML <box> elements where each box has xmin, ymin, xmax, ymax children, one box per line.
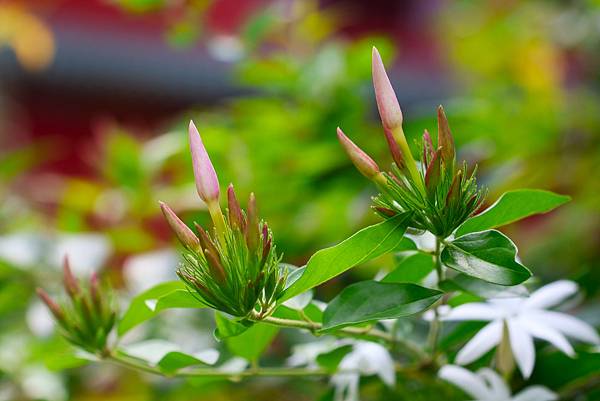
<box><xmin>382</xmin><ymin>252</ymin><xmax>434</xmax><ymax>283</ymax></box>
<box><xmin>321</xmin><ymin>281</ymin><xmax>442</xmax><ymax>332</ymax></box>
<box><xmin>456</xmin><ymin>189</ymin><xmax>570</xmax><ymax>236</ymax></box>
<box><xmin>282</xmin><ymin>213</ymin><xmax>412</xmax><ymax>301</ymax></box>
<box><xmin>441</xmin><ymin>230</ymin><xmax>531</xmax><ymax>285</ymax></box>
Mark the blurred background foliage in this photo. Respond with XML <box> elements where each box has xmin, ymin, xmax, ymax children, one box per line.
<box><xmin>0</xmin><ymin>0</ymin><xmax>599</xmax><ymax>400</ymax></box>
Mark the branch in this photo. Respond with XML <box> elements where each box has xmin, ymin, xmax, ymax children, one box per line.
<box><xmin>259</xmin><ymin>315</ymin><xmax>428</xmax><ymax>362</ymax></box>
<box><xmin>107</xmin><ymin>352</ymin><xmax>330</xmax><ymax>379</ymax></box>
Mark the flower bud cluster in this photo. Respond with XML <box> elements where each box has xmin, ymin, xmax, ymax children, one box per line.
<box><xmin>37</xmin><ymin>257</ymin><xmax>116</xmax><ymax>355</ymax></box>
<box><xmin>160</xmin><ymin>121</ymin><xmax>286</xmax><ymax>319</ymax></box>
<box><xmin>338</xmin><ymin>48</ymin><xmax>485</xmax><ymax>238</ymax></box>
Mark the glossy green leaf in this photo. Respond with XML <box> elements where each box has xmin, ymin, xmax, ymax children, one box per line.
<box><xmin>118</xmin><ymin>282</ymin><xmax>204</xmax><ymax>336</ymax></box>
<box><xmin>440</xmin><ymin>273</ymin><xmax>528</xmax><ymax>299</ymax></box>
<box><xmin>282</xmin><ymin>213</ymin><xmax>412</xmax><ymax>301</ymax></box>
<box><xmin>225</xmin><ymin>323</ymin><xmax>279</xmax><ymax>361</ymax></box>
<box><xmin>382</xmin><ymin>252</ymin><xmax>435</xmax><ymax>283</ymax></box>
<box><xmin>441</xmin><ymin>230</ymin><xmax>531</xmax><ymax>285</ymax></box>
<box><xmin>456</xmin><ymin>189</ymin><xmax>570</xmax><ymax>236</ymax></box>
<box><xmin>321</xmin><ymin>281</ymin><xmax>442</xmax><ymax>332</ymax></box>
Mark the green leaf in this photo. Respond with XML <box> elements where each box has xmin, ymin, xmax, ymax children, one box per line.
<box><xmin>382</xmin><ymin>252</ymin><xmax>435</xmax><ymax>283</ymax></box>
<box><xmin>282</xmin><ymin>213</ymin><xmax>412</xmax><ymax>301</ymax></box>
<box><xmin>118</xmin><ymin>282</ymin><xmax>204</xmax><ymax>336</ymax></box>
<box><xmin>439</xmin><ymin>273</ymin><xmax>528</xmax><ymax>299</ymax></box>
<box><xmin>316</xmin><ymin>345</ymin><xmax>353</xmax><ymax>372</ymax></box>
<box><xmin>158</xmin><ymin>350</ymin><xmax>219</xmax><ymax>374</ymax></box>
<box><xmin>441</xmin><ymin>230</ymin><xmax>531</xmax><ymax>286</ymax></box>
<box><xmin>456</xmin><ymin>189</ymin><xmax>570</xmax><ymax>236</ymax></box>
<box><xmin>225</xmin><ymin>323</ymin><xmax>279</xmax><ymax>361</ymax></box>
<box><xmin>321</xmin><ymin>281</ymin><xmax>442</xmax><ymax>332</ymax></box>
<box><xmin>214</xmin><ymin>312</ymin><xmax>252</xmax><ymax>339</ymax></box>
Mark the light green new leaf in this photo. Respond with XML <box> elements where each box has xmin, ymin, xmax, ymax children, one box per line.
<box><xmin>118</xmin><ymin>282</ymin><xmax>205</xmax><ymax>336</ymax></box>
<box><xmin>441</xmin><ymin>230</ymin><xmax>531</xmax><ymax>286</ymax></box>
<box><xmin>214</xmin><ymin>312</ymin><xmax>252</xmax><ymax>340</ymax></box>
<box><xmin>321</xmin><ymin>281</ymin><xmax>442</xmax><ymax>332</ymax></box>
<box><xmin>282</xmin><ymin>213</ymin><xmax>412</xmax><ymax>301</ymax></box>
<box><xmin>382</xmin><ymin>252</ymin><xmax>435</xmax><ymax>284</ymax></box>
<box><xmin>456</xmin><ymin>189</ymin><xmax>570</xmax><ymax>236</ymax></box>
<box><xmin>225</xmin><ymin>323</ymin><xmax>279</xmax><ymax>361</ymax></box>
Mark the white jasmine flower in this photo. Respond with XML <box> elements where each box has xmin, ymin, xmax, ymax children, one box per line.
<box><xmin>331</xmin><ymin>341</ymin><xmax>396</xmax><ymax>401</ymax></box>
<box><xmin>439</xmin><ymin>365</ymin><xmax>557</xmax><ymax>401</ymax></box>
<box><xmin>442</xmin><ymin>281</ymin><xmax>600</xmax><ymax>378</ymax></box>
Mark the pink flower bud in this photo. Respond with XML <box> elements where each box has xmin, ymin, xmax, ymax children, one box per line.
<box><xmin>372</xmin><ymin>47</ymin><xmax>403</xmax><ymax>130</ymax></box>
<box><xmin>437</xmin><ymin>106</ymin><xmax>456</xmax><ymax>164</ymax></box>
<box><xmin>227</xmin><ymin>184</ymin><xmax>245</xmax><ymax>230</ymax></box>
<box><xmin>36</xmin><ymin>288</ymin><xmax>65</xmax><ymax>322</ymax></box>
<box><xmin>337</xmin><ymin>127</ymin><xmax>381</xmax><ymax>180</ymax></box>
<box><xmin>63</xmin><ymin>256</ymin><xmax>80</xmax><ymax>299</ymax></box>
<box><xmin>159</xmin><ymin>201</ymin><xmax>201</xmax><ymax>251</ymax></box>
<box><xmin>189</xmin><ymin>120</ymin><xmax>220</xmax><ymax>203</ymax></box>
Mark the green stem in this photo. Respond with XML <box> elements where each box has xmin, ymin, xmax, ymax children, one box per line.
<box><xmin>259</xmin><ymin>315</ymin><xmax>427</xmax><ymax>362</ymax></box>
<box><xmin>427</xmin><ymin>237</ymin><xmax>444</xmax><ymax>357</ymax></box>
<box><xmin>107</xmin><ymin>353</ymin><xmax>329</xmax><ymax>378</ymax></box>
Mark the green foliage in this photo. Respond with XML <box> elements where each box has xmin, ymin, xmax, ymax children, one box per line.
<box><xmin>456</xmin><ymin>189</ymin><xmax>571</xmax><ymax>236</ymax></box>
<box><xmin>118</xmin><ymin>281</ymin><xmax>204</xmax><ymax>335</ymax></box>
<box><xmin>441</xmin><ymin>230</ymin><xmax>531</xmax><ymax>285</ymax></box>
<box><xmin>282</xmin><ymin>213</ymin><xmax>412</xmax><ymax>301</ymax></box>
<box><xmin>321</xmin><ymin>281</ymin><xmax>442</xmax><ymax>332</ymax></box>
<box><xmin>382</xmin><ymin>252</ymin><xmax>435</xmax><ymax>284</ymax></box>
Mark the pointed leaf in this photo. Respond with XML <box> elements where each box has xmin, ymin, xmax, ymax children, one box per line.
<box><xmin>382</xmin><ymin>252</ymin><xmax>435</xmax><ymax>284</ymax></box>
<box><xmin>225</xmin><ymin>323</ymin><xmax>279</xmax><ymax>361</ymax></box>
<box><xmin>282</xmin><ymin>213</ymin><xmax>412</xmax><ymax>301</ymax></box>
<box><xmin>456</xmin><ymin>189</ymin><xmax>570</xmax><ymax>236</ymax></box>
<box><xmin>321</xmin><ymin>281</ymin><xmax>442</xmax><ymax>332</ymax></box>
<box><xmin>441</xmin><ymin>230</ymin><xmax>531</xmax><ymax>285</ymax></box>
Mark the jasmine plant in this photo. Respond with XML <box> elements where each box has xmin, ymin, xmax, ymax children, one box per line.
<box><xmin>36</xmin><ymin>48</ymin><xmax>597</xmax><ymax>401</ymax></box>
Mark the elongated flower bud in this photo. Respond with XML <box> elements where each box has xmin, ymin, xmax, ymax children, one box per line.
<box><xmin>246</xmin><ymin>193</ymin><xmax>260</xmax><ymax>254</ymax></box>
<box><xmin>159</xmin><ymin>201</ymin><xmax>201</xmax><ymax>251</ymax></box>
<box><xmin>425</xmin><ymin>148</ymin><xmax>442</xmax><ymax>196</ymax></box>
<box><xmin>384</xmin><ymin>129</ymin><xmax>404</xmax><ymax>169</ymax></box>
<box><xmin>36</xmin><ymin>288</ymin><xmax>65</xmax><ymax>322</ymax></box>
<box><xmin>63</xmin><ymin>256</ymin><xmax>80</xmax><ymax>299</ymax></box>
<box><xmin>437</xmin><ymin>106</ymin><xmax>455</xmax><ymax>164</ymax></box>
<box><xmin>337</xmin><ymin>127</ymin><xmax>381</xmax><ymax>180</ymax></box>
<box><xmin>446</xmin><ymin>169</ymin><xmax>462</xmax><ymax>206</ymax></box>
<box><xmin>227</xmin><ymin>184</ymin><xmax>245</xmax><ymax>230</ymax></box>
<box><xmin>372</xmin><ymin>47</ymin><xmax>403</xmax><ymax>130</ymax></box>
<box><xmin>90</xmin><ymin>272</ymin><xmax>102</xmax><ymax>313</ymax></box>
<box><xmin>203</xmin><ymin>247</ymin><xmax>226</xmax><ymax>282</ymax></box>
<box><xmin>422</xmin><ymin>129</ymin><xmax>435</xmax><ymax>166</ymax></box>
<box><xmin>189</xmin><ymin>120</ymin><xmax>220</xmax><ymax>203</ymax></box>
<box><xmin>194</xmin><ymin>223</ymin><xmax>219</xmax><ymax>256</ymax></box>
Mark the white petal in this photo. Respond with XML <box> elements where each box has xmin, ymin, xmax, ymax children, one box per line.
<box><xmin>477</xmin><ymin>368</ymin><xmax>510</xmax><ymax>399</ymax></box>
<box><xmin>456</xmin><ymin>320</ymin><xmax>502</xmax><ymax>365</ymax></box>
<box><xmin>529</xmin><ymin>310</ymin><xmax>600</xmax><ymax>345</ymax></box>
<box><xmin>519</xmin><ymin>316</ymin><xmax>574</xmax><ymax>356</ymax></box>
<box><xmin>512</xmin><ymin>386</ymin><xmax>557</xmax><ymax>401</ymax></box>
<box><xmin>331</xmin><ymin>372</ymin><xmax>360</xmax><ymax>401</ymax></box>
<box><xmin>442</xmin><ymin>303</ymin><xmax>504</xmax><ymax>322</ymax></box>
<box><xmin>507</xmin><ymin>319</ymin><xmax>535</xmax><ymax>378</ymax></box>
<box><xmin>524</xmin><ymin>280</ymin><xmax>577</xmax><ymax>310</ymax></box>
<box><xmin>438</xmin><ymin>365</ymin><xmax>493</xmax><ymax>399</ymax></box>
<box><xmin>218</xmin><ymin>357</ymin><xmax>248</xmax><ymax>373</ymax></box>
